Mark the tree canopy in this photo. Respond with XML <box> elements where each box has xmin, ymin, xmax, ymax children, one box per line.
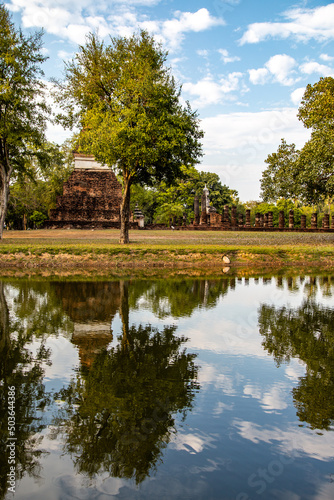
<box><xmin>260</xmin><ymin>139</ymin><xmax>299</xmax><ymax>203</ymax></box>
<box><xmin>54</xmin><ymin>30</ymin><xmax>203</xmax><ymax>243</ymax></box>
<box><xmin>297</xmin><ymin>76</ymin><xmax>334</xmax><ymax>130</ymax></box>
<box><xmin>0</xmin><ymin>4</ymin><xmax>50</xmax><ymax>238</ymax></box>
<box><xmin>260</xmin><ymin>77</ymin><xmax>334</xmax><ymax>206</ymax></box>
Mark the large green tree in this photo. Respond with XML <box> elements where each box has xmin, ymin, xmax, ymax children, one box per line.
<box><xmin>0</xmin><ymin>4</ymin><xmax>49</xmax><ymax>238</ymax></box>
<box><xmin>296</xmin><ymin>128</ymin><xmax>334</xmax><ymax>205</ymax></box>
<box><xmin>54</xmin><ymin>31</ymin><xmax>203</xmax><ymax>243</ymax></box>
<box><xmin>260</xmin><ymin>139</ymin><xmax>300</xmax><ymax>202</ymax></box>
<box><xmin>296</xmin><ymin>77</ymin><xmax>334</xmax><ymax>204</ymax></box>
<box><xmin>261</xmin><ymin>77</ymin><xmax>334</xmax><ymax>205</ymax></box>
<box><xmin>297</xmin><ymin>76</ymin><xmax>334</xmax><ymax>130</ymax></box>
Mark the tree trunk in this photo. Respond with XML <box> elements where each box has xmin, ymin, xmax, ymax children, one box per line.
<box><xmin>0</xmin><ymin>281</ymin><xmax>10</xmax><ymax>376</ymax></box>
<box><xmin>119</xmin><ymin>280</ymin><xmax>130</xmax><ymax>351</ymax></box>
<box><xmin>0</xmin><ymin>166</ymin><xmax>10</xmax><ymax>240</ymax></box>
<box><xmin>119</xmin><ymin>175</ymin><xmax>132</xmax><ymax>244</ymax></box>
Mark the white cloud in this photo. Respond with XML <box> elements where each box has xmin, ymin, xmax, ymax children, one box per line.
<box><xmin>249</xmin><ymin>54</ymin><xmax>298</xmax><ymax>86</ymax></box>
<box><xmin>320</xmin><ymin>53</ymin><xmax>334</xmax><ymax>62</ymax></box>
<box><xmin>183</xmin><ymin>77</ymin><xmax>225</xmax><ymax>107</ymax></box>
<box><xmin>6</xmin><ymin>1</ymin><xmax>224</xmax><ymax>51</ymax></box>
<box><xmin>249</xmin><ymin>67</ymin><xmax>269</xmax><ymax>85</ymax></box>
<box><xmin>218</xmin><ymin>49</ymin><xmax>240</xmax><ymax>64</ymax></box>
<box><xmin>220</xmin><ymin>71</ymin><xmax>244</xmax><ymax>92</ymax></box>
<box><xmin>57</xmin><ymin>49</ymin><xmax>74</xmax><ymax>61</ymax></box>
<box><xmin>161</xmin><ymin>8</ymin><xmax>224</xmax><ymax>50</ymax></box>
<box><xmin>197</xmin><ymin>49</ymin><xmax>209</xmax><ymax>57</ymax></box>
<box><xmin>290</xmin><ymin>87</ymin><xmax>305</xmax><ymax>106</ymax></box>
<box><xmin>240</xmin><ymin>4</ymin><xmax>334</xmax><ymax>45</ymax></box>
<box><xmin>200</xmin><ymin>108</ymin><xmax>311</xmax><ymax>199</ymax></box>
<box><xmin>183</xmin><ymin>72</ymin><xmax>244</xmax><ymax>107</ymax></box>
<box><xmin>201</xmin><ymin>108</ymin><xmax>309</xmax><ymax>161</ymax></box>
<box><xmin>21</xmin><ymin>4</ymin><xmax>72</xmax><ymax>33</ymax></box>
<box><xmin>300</xmin><ymin>61</ymin><xmax>334</xmax><ymax>77</ymax></box>
<box><xmin>266</xmin><ymin>54</ymin><xmax>297</xmax><ymax>85</ymax></box>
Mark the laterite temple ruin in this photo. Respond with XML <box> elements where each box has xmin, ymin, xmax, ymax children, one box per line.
<box><xmin>48</xmin><ymin>154</ymin><xmax>123</xmax><ymax>228</ymax></box>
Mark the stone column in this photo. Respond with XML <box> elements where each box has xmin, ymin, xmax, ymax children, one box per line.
<box><xmin>231</xmin><ymin>206</ymin><xmax>237</xmax><ymax>228</ymax></box>
<box><xmin>200</xmin><ymin>192</ymin><xmax>207</xmax><ymax>224</ymax></box>
<box><xmin>238</xmin><ymin>213</ymin><xmax>244</xmax><ymax>228</ymax></box>
<box><xmin>301</xmin><ymin>214</ymin><xmax>306</xmax><ymax>229</ymax></box>
<box><xmin>322</xmin><ymin>213</ymin><xmax>330</xmax><ymax>229</ymax></box>
<box><xmin>263</xmin><ymin>213</ymin><xmax>268</xmax><ymax>228</ymax></box>
<box><xmin>260</xmin><ymin>214</ymin><xmax>264</xmax><ymax>227</ymax></box>
<box><xmin>194</xmin><ymin>195</ymin><xmax>200</xmax><ymax>225</ymax></box>
<box><xmin>255</xmin><ymin>213</ymin><xmax>261</xmax><ymax>228</ymax></box>
<box><xmin>311</xmin><ymin>212</ymin><xmax>317</xmax><ymax>229</ymax></box>
<box><xmin>331</xmin><ymin>214</ymin><xmax>334</xmax><ymax>229</ymax></box>
<box><xmin>245</xmin><ymin>209</ymin><xmax>251</xmax><ymax>228</ymax></box>
<box><xmin>279</xmin><ymin>211</ymin><xmax>285</xmax><ymax>229</ymax></box>
<box><xmin>223</xmin><ymin>205</ymin><xmax>230</xmax><ymax>229</ymax></box>
<box><xmin>289</xmin><ymin>210</ymin><xmax>294</xmax><ymax>229</ymax></box>
<box><xmin>268</xmin><ymin>211</ymin><xmax>273</xmax><ymax>228</ymax></box>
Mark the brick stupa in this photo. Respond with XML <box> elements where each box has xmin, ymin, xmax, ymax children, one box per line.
<box><xmin>48</xmin><ymin>154</ymin><xmax>123</xmax><ymax>228</ymax></box>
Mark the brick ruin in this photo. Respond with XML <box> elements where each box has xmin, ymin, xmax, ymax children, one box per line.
<box><xmin>48</xmin><ymin>160</ymin><xmax>333</xmax><ymax>232</ymax></box>
<box><xmin>169</xmin><ymin>186</ymin><xmax>334</xmax><ymax>232</ymax></box>
<box><xmin>48</xmin><ymin>154</ymin><xmax>126</xmax><ymax>228</ymax></box>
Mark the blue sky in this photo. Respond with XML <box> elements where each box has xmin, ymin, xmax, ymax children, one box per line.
<box><xmin>6</xmin><ymin>0</ymin><xmax>334</xmax><ymax>201</ymax></box>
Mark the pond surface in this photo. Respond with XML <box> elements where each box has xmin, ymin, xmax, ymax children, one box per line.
<box><xmin>1</xmin><ymin>274</ymin><xmax>334</xmax><ymax>500</ymax></box>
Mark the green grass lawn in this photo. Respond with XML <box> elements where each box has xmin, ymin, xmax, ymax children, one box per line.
<box><xmin>0</xmin><ymin>229</ymin><xmax>333</xmax><ymax>270</ymax></box>
<box><xmin>1</xmin><ymin>228</ymin><xmax>334</xmax><ymax>247</ymax></box>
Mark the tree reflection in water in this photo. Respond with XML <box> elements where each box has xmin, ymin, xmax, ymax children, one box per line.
<box><xmin>258</xmin><ymin>297</ymin><xmax>334</xmax><ymax>431</ymax></box>
<box><xmin>0</xmin><ymin>282</ymin><xmax>52</xmax><ymax>498</ymax></box>
<box><xmin>53</xmin><ymin>281</ymin><xmax>200</xmax><ymax>484</ymax></box>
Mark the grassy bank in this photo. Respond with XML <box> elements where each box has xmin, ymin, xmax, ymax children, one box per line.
<box><xmin>0</xmin><ymin>228</ymin><xmax>333</xmax><ymax>271</ymax></box>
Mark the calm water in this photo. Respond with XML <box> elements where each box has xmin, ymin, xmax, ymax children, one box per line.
<box><xmin>1</xmin><ymin>275</ymin><xmax>334</xmax><ymax>500</ymax></box>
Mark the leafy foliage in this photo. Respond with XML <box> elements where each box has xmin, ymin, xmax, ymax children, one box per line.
<box><xmin>6</xmin><ymin>141</ymin><xmax>74</xmax><ymax>229</ymax></box>
<box><xmin>261</xmin><ymin>77</ymin><xmax>334</xmax><ymax>206</ymax></box>
<box><xmin>297</xmin><ymin>76</ymin><xmax>334</xmax><ymax>130</ymax></box>
<box><xmin>260</xmin><ymin>139</ymin><xmax>299</xmax><ymax>202</ymax></box>
<box><xmin>0</xmin><ymin>4</ymin><xmax>50</xmax><ymax>237</ymax></box>
<box><xmin>297</xmin><ymin>127</ymin><xmax>334</xmax><ymax>204</ymax></box>
<box><xmin>131</xmin><ymin>166</ymin><xmax>238</xmax><ymax>225</ymax></box>
<box><xmin>54</xmin><ymin>30</ymin><xmax>203</xmax><ymax>243</ymax></box>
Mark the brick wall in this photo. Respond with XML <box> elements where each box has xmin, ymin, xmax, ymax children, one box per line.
<box><xmin>49</xmin><ymin>169</ymin><xmax>123</xmax><ymax>226</ymax></box>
